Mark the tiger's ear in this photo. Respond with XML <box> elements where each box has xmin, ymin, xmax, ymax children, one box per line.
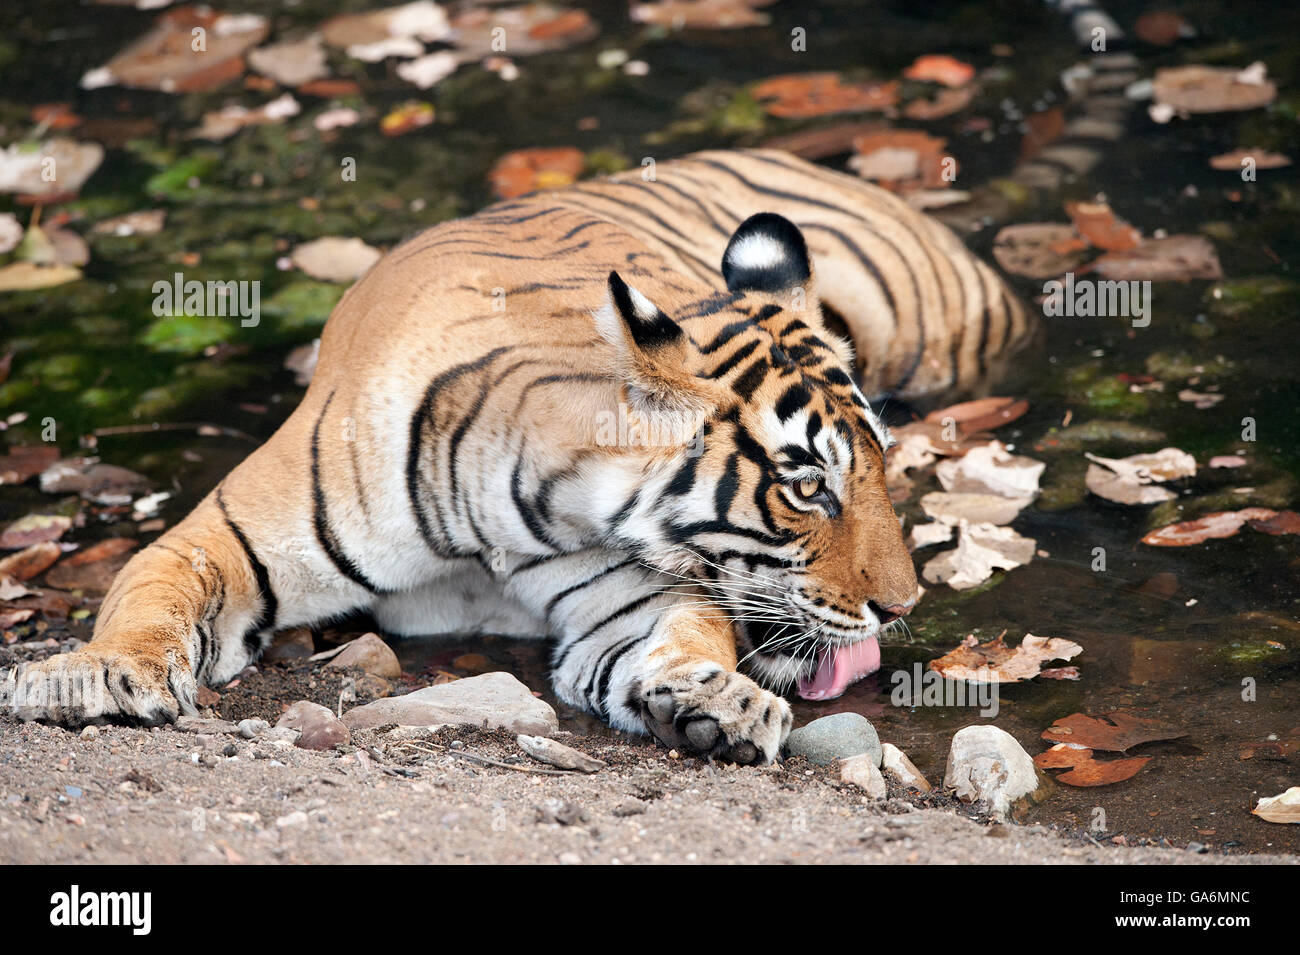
<box><xmin>596</xmin><ymin>271</ymin><xmax>718</xmax><ymax>436</ymax></box>
<box><xmin>721</xmin><ymin>213</ymin><xmax>813</xmax><ymax>297</ymax></box>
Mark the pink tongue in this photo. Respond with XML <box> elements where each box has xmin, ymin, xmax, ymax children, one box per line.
<box><xmin>797</xmin><ymin>639</ymin><xmax>881</xmax><ymax>701</ymax></box>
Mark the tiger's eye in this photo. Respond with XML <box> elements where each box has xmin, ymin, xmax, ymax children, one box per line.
<box><xmin>795</xmin><ymin>477</ymin><xmax>822</xmax><ymax>500</ymax></box>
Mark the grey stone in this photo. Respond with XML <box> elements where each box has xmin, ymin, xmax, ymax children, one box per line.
<box><xmin>943</xmin><ymin>725</ymin><xmax>1041</xmax><ymax>823</ymax></box>
<box><xmin>237</xmin><ymin>718</ymin><xmax>270</xmax><ymax>739</ymax></box>
<box><xmin>785</xmin><ymin>713</ymin><xmax>881</xmax><ymax>766</ymax></box>
<box><xmin>327</xmin><ymin>632</ymin><xmax>402</xmax><ymax>679</ymax></box>
<box><xmin>341</xmin><ymin>672</ymin><xmax>557</xmax><ymax>735</ymax></box>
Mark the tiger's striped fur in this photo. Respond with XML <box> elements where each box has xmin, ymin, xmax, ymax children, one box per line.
<box><xmin>3</xmin><ymin>150</ymin><xmax>1035</xmax><ymax>761</ymax></box>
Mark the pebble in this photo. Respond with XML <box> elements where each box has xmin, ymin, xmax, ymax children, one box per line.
<box><xmin>275</xmin><ymin>811</ymin><xmax>308</xmax><ymax>828</ymax></box>
<box><xmin>341</xmin><ymin>672</ymin><xmax>558</xmax><ymax>735</ymax></box>
<box><xmin>79</xmin><ymin>725</ymin><xmax>99</xmax><ymax>740</ymax></box>
<box><xmin>517</xmin><ymin>734</ymin><xmax>606</xmax><ymax>773</ymax></box>
<box><xmin>237</xmin><ymin>718</ymin><xmax>270</xmax><ymax>740</ymax></box>
<box><xmin>840</xmin><ymin>753</ymin><xmax>887</xmax><ymax>797</ymax></box>
<box><xmin>276</xmin><ymin>700</ymin><xmax>351</xmax><ymax>751</ymax></box>
<box><xmin>880</xmin><ymin>742</ymin><xmax>931</xmax><ymax>792</ymax></box>
<box><xmin>943</xmin><ymin>725</ymin><xmax>1041</xmax><ymax>823</ymax></box>
<box><xmin>327</xmin><ymin>633</ymin><xmax>402</xmax><ymax>679</ymax></box>
<box><xmin>785</xmin><ymin>713</ymin><xmax>882</xmax><ymax>766</ymax></box>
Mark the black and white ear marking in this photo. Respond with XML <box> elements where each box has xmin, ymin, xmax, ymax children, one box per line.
<box><xmin>606</xmin><ymin>270</ymin><xmax>682</xmax><ymax>350</ymax></box>
<box><xmin>721</xmin><ymin>212</ymin><xmax>812</xmax><ymax>294</ymax></box>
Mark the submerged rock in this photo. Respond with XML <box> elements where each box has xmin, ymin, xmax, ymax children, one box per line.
<box><xmin>341</xmin><ymin>672</ymin><xmax>558</xmax><ymax>735</ymax></box>
<box><xmin>943</xmin><ymin>725</ymin><xmax>1041</xmax><ymax>822</ymax></box>
<box><xmin>785</xmin><ymin>713</ymin><xmax>881</xmax><ymax>766</ymax></box>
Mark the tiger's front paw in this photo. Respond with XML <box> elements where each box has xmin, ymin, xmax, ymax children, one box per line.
<box><xmin>638</xmin><ymin>665</ymin><xmax>792</xmax><ymax>765</ymax></box>
<box><xmin>2</xmin><ymin>643</ymin><xmax>197</xmax><ymax>728</ymax></box>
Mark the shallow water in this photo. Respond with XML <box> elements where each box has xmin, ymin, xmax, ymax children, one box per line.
<box><xmin>2</xmin><ymin>0</ymin><xmax>1298</xmax><ymax>853</ymax></box>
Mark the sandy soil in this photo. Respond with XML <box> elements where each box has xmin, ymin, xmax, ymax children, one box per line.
<box><xmin>1</xmin><ymin>715</ymin><xmax>1293</xmax><ymax>865</ymax></box>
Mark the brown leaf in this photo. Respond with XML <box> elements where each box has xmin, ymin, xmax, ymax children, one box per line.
<box><xmin>902</xmin><ymin>85</ymin><xmax>976</xmax><ymax>120</ymax></box>
<box><xmin>1065</xmin><ymin>200</ymin><xmax>1142</xmax><ymax>252</ymax></box>
<box><xmin>761</xmin><ymin>122</ymin><xmax>889</xmax><ymax>160</ymax></box>
<box><xmin>1034</xmin><ymin>743</ymin><xmax>1094</xmax><ymax>769</ymax></box>
<box><xmin>924</xmin><ymin>396</ymin><xmax>1028</xmax><ymax>433</ymax></box>
<box><xmin>1209</xmin><ymin>148</ymin><xmax>1291</xmax><ymax>171</ymax></box>
<box><xmin>488</xmin><ymin>147</ymin><xmax>585</xmax><ymax>199</ymax></box>
<box><xmin>1135</xmin><ymin>11</ymin><xmax>1194</xmax><ymax>46</ymax></box>
<box><xmin>903</xmin><ymin>54</ymin><xmax>975</xmax><ymax>88</ymax></box>
<box><xmin>1041</xmin><ymin>711</ymin><xmax>1185</xmax><ymax>751</ymax></box>
<box><xmin>0</xmin><ymin>542</ymin><xmax>62</xmax><ymax>581</ymax></box>
<box><xmin>60</xmin><ymin>537</ymin><xmax>137</xmax><ymax>568</ymax></box>
<box><xmin>752</xmin><ymin>73</ymin><xmax>899</xmax><ymax>119</ymax></box>
<box><xmin>930</xmin><ymin>632</ymin><xmax>1082</xmax><ymax>684</ymax></box>
<box><xmin>1253</xmin><ymin>787</ymin><xmax>1300</xmax><ymax>824</ymax></box>
<box><xmin>1142</xmin><ymin>508</ymin><xmax>1279</xmax><ymax>546</ymax></box>
<box><xmin>1153</xmin><ymin>63</ymin><xmax>1276</xmax><ymax>114</ymax></box>
<box><xmin>848</xmin><ymin>129</ymin><xmax>954</xmax><ymax>191</ymax></box>
<box><xmin>0</xmin><ymin>445</ymin><xmax>59</xmax><ymax>485</ymax></box>
<box><xmin>992</xmin><ymin>223</ymin><xmax>1090</xmax><ymax>279</ymax></box>
<box><xmin>1055</xmin><ymin>755</ymin><xmax>1150</xmax><ymax>787</ymax></box>
<box><xmin>87</xmin><ymin>8</ymin><xmax>268</xmax><ymax>93</ymax></box>
<box><xmin>0</xmin><ymin>513</ymin><xmax>73</xmax><ymax>550</ymax></box>
<box><xmin>1091</xmin><ymin>235</ymin><xmax>1222</xmax><ymax>282</ymax></box>
<box><xmin>1248</xmin><ymin>510</ymin><xmax>1300</xmax><ymax>536</ymax></box>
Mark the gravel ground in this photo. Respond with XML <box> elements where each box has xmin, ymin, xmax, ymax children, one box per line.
<box><xmin>1</xmin><ymin>718</ymin><xmax>1293</xmax><ymax>865</ymax></box>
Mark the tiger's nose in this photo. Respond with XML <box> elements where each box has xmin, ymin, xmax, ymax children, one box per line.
<box><xmin>868</xmin><ymin>599</ymin><xmax>915</xmax><ymax>625</ymax></box>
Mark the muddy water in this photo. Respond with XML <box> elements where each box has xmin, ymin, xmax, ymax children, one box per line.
<box><xmin>2</xmin><ymin>0</ymin><xmax>1298</xmax><ymax>853</ymax></box>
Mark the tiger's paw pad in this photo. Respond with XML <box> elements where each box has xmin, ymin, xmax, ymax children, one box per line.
<box><xmin>2</xmin><ymin>648</ymin><xmax>197</xmax><ymax>728</ymax></box>
<box><xmin>638</xmin><ymin>667</ymin><xmax>792</xmax><ymax>764</ymax></box>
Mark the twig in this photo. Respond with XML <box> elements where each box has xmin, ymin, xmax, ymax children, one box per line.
<box><xmin>389</xmin><ymin>739</ymin><xmax>576</xmax><ymax>776</ymax></box>
<box><xmin>91</xmin><ymin>422</ymin><xmax>259</xmax><ymax>443</ymax></box>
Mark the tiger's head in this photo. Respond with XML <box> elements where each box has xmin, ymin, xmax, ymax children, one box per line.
<box><xmin>597</xmin><ymin>212</ymin><xmax>918</xmax><ymax>701</ymax></box>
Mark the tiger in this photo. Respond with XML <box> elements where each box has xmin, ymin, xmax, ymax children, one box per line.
<box><xmin>2</xmin><ymin>149</ymin><xmax>1031</xmax><ymax>763</ymax></box>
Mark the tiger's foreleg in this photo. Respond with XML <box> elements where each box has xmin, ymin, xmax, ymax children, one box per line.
<box><xmin>2</xmin><ymin>492</ymin><xmax>292</xmax><ymax>727</ymax></box>
<box><xmin>507</xmin><ymin>552</ymin><xmax>793</xmax><ymax>763</ymax></box>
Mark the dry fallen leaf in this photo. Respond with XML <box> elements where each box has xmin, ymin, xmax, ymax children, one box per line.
<box><xmin>1152</xmin><ymin>62</ymin><xmax>1277</xmax><ymax>115</ymax></box>
<box><xmin>903</xmin><ymin>54</ymin><xmax>975</xmax><ymax>88</ymax></box>
<box><xmin>1141</xmin><ymin>508</ymin><xmax>1293</xmax><ymax>547</ymax></box>
<box><xmin>1091</xmin><ymin>235</ymin><xmax>1222</xmax><ymax>282</ymax></box>
<box><xmin>848</xmin><ymin>130</ymin><xmax>954</xmax><ymax>192</ymax></box>
<box><xmin>1135</xmin><ymin>10</ymin><xmax>1195</xmax><ymax>46</ymax></box>
<box><xmin>1041</xmin><ymin>711</ymin><xmax>1186</xmax><ymax>751</ymax></box>
<box><xmin>936</xmin><ymin>440</ymin><xmax>1044</xmax><ymax>499</ymax></box>
<box><xmin>929</xmin><ymin>632</ymin><xmax>1082</xmax><ymax>684</ymax></box>
<box><xmin>290</xmin><ymin>237</ymin><xmax>383</xmax><ymax>283</ymax></box>
<box><xmin>1034</xmin><ymin>743</ymin><xmax>1094</xmax><ymax>769</ymax></box>
<box><xmin>248</xmin><ymin>34</ymin><xmax>330</xmax><ymax>87</ymax></box>
<box><xmin>0</xmin><ymin>445</ymin><xmax>60</xmax><ymax>485</ymax></box>
<box><xmin>908</xmin><ymin>521</ymin><xmax>954</xmax><ymax>550</ymax></box>
<box><xmin>752</xmin><ymin>73</ymin><xmax>899</xmax><ymax>119</ymax></box>
<box><xmin>1209</xmin><ymin>148</ymin><xmax>1291</xmax><ymax>171</ymax></box>
<box><xmin>0</xmin><ymin>541</ymin><xmax>62</xmax><ymax>581</ymax></box>
<box><xmin>82</xmin><ymin>8</ymin><xmax>269</xmax><ymax>93</ymax></box>
<box><xmin>1251</xmin><ymin>787</ymin><xmax>1300</xmax><ymax>824</ymax></box>
<box><xmin>0</xmin><ymin>138</ymin><xmax>105</xmax><ymax>199</ymax></box>
<box><xmin>630</xmin><ymin>0</ymin><xmax>775</xmax><ymax>29</ymax></box>
<box><xmin>1054</xmin><ymin>755</ymin><xmax>1151</xmax><ymax>787</ymax></box>
<box><xmin>0</xmin><ymin>513</ymin><xmax>74</xmax><ymax>549</ymax></box>
<box><xmin>1064</xmin><ymin>200</ymin><xmax>1142</xmax><ymax>252</ymax></box>
<box><xmin>923</xmin><ymin>397</ymin><xmax>1029</xmax><ymax>433</ymax></box>
<box><xmin>921</xmin><ymin>522</ymin><xmax>1035</xmax><ymax>590</ymax></box>
<box><xmin>919</xmin><ymin>491</ymin><xmax>1031</xmax><ymax>526</ymax></box>
<box><xmin>993</xmin><ymin>223</ymin><xmax>1090</xmax><ymax>279</ymax></box>
<box><xmin>488</xmin><ymin>147</ymin><xmax>585</xmax><ymax>199</ymax></box>
<box><xmin>1084</xmin><ymin>448</ymin><xmax>1196</xmax><ymax>505</ymax></box>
